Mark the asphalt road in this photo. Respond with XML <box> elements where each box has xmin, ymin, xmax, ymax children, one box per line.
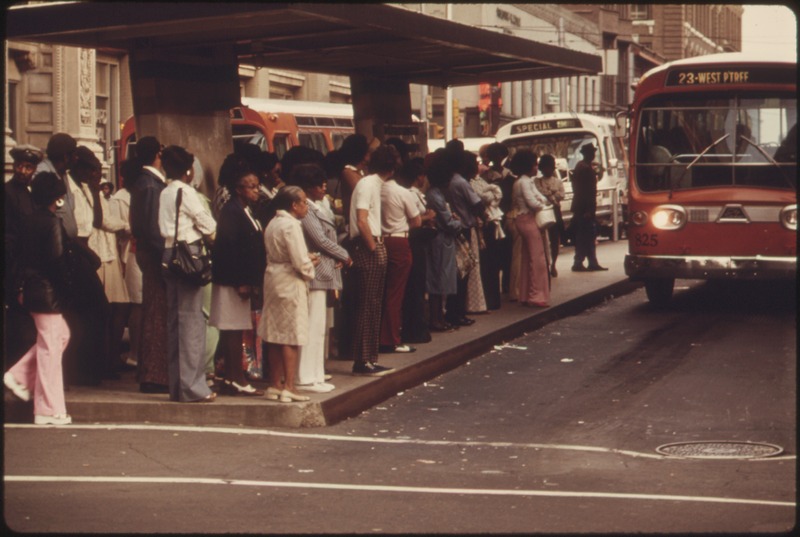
<box><xmin>4</xmin><ymin>280</ymin><xmax>796</xmax><ymax>534</ymax></box>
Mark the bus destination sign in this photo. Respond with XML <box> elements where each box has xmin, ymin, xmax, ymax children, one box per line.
<box><xmin>510</xmin><ymin>117</ymin><xmax>581</xmax><ymax>135</ymax></box>
<box><xmin>666</xmin><ymin>66</ymin><xmax>795</xmax><ymax>87</ymax></box>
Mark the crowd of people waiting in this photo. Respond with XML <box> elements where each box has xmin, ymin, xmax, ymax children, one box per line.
<box><xmin>4</xmin><ymin>130</ymin><xmax>608</xmax><ymax>423</ymax></box>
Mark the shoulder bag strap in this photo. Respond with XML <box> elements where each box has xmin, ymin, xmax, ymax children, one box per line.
<box><xmin>173</xmin><ymin>187</ymin><xmax>183</xmax><ymax>245</ymax></box>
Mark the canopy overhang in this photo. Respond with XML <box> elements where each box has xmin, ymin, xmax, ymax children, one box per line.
<box><xmin>6</xmin><ymin>2</ymin><xmax>602</xmax><ymax>86</ymax></box>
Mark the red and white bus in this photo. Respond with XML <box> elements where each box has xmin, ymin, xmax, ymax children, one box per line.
<box><xmin>622</xmin><ymin>52</ymin><xmax>796</xmax><ymax>304</ymax></box>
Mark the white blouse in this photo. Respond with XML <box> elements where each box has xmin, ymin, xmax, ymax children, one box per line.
<box><xmin>158</xmin><ymin>179</ymin><xmax>217</xmax><ymax>247</ymax></box>
<box><xmin>512</xmin><ymin>175</ymin><xmax>549</xmax><ymax>215</ymax></box>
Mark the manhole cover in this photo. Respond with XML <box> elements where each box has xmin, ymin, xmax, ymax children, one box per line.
<box><xmin>656</xmin><ymin>441</ymin><xmax>783</xmax><ymax>459</ymax></box>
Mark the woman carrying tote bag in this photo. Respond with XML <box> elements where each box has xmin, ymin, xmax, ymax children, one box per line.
<box><xmin>509</xmin><ymin>150</ymin><xmax>551</xmax><ymax>308</ymax></box>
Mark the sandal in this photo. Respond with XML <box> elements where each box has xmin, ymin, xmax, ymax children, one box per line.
<box><xmin>190</xmin><ymin>392</ymin><xmax>216</xmax><ymax>403</ymax></box>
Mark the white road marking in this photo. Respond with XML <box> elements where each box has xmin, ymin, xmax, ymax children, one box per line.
<box><xmin>5</xmin><ymin>423</ymin><xmax>795</xmax><ymax>461</ymax></box>
<box><xmin>4</xmin><ymin>475</ymin><xmax>794</xmax><ymax>507</ymax></box>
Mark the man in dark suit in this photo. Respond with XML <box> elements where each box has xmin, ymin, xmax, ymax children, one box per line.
<box><xmin>570</xmin><ymin>143</ymin><xmax>608</xmax><ymax>272</ymax></box>
<box><xmin>129</xmin><ymin>136</ymin><xmax>171</xmax><ymax>393</ymax></box>
<box><xmin>36</xmin><ymin>133</ymin><xmax>78</xmax><ymax>239</ymax></box>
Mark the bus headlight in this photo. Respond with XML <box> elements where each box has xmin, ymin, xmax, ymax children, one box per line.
<box><xmin>780</xmin><ymin>204</ymin><xmax>797</xmax><ymax>231</ymax></box>
<box><xmin>651</xmin><ymin>205</ymin><xmax>687</xmax><ymax>230</ymax></box>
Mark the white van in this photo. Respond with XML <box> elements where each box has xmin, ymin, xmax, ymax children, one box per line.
<box><xmin>427</xmin><ymin>137</ymin><xmax>496</xmax><ymax>154</ymax></box>
<box><xmin>496</xmin><ymin>113</ymin><xmax>628</xmax><ymax>239</ymax></box>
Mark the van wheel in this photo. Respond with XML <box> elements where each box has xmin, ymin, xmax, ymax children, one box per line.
<box><xmin>644</xmin><ymin>278</ymin><xmax>674</xmax><ymax>306</ymax></box>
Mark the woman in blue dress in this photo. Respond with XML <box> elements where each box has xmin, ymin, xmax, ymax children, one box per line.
<box><xmin>424</xmin><ymin>150</ymin><xmax>463</xmax><ymax>332</ymax></box>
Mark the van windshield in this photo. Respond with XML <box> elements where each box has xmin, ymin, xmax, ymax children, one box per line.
<box><xmin>635</xmin><ymin>94</ymin><xmax>797</xmax><ymax>192</ymax></box>
<box><xmin>503</xmin><ymin>133</ymin><xmax>601</xmax><ymax>172</ymax></box>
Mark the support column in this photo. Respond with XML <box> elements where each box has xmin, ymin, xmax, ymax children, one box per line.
<box><xmin>4</xmin><ymin>41</ymin><xmax>16</xmax><ymax>180</ymax></box>
<box><xmin>129</xmin><ymin>45</ymin><xmax>240</xmax><ymax>198</ymax></box>
<box><xmin>73</xmin><ymin>48</ymin><xmax>105</xmax><ymax>165</ymax></box>
<box><xmin>349</xmin><ymin>75</ymin><xmax>421</xmax><ymax>152</ymax></box>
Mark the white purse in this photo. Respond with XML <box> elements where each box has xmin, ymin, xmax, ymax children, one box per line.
<box><xmin>535</xmin><ymin>205</ymin><xmax>556</xmax><ymax>229</ymax></box>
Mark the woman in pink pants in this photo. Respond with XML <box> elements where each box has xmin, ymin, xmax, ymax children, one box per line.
<box><xmin>508</xmin><ymin>150</ymin><xmax>551</xmax><ymax>308</ymax></box>
<box><xmin>4</xmin><ymin>172</ymin><xmax>73</xmax><ymax>425</ymax></box>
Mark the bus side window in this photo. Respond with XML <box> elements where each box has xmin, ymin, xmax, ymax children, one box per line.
<box><xmin>331</xmin><ymin>133</ymin><xmax>347</xmax><ymax>150</ymax></box>
<box><xmin>299</xmin><ymin>132</ymin><xmax>328</xmax><ymax>155</ymax></box>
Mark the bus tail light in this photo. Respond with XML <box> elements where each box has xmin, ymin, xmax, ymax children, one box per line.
<box><xmin>630</xmin><ymin>211</ymin><xmax>648</xmax><ymax>226</ymax></box>
<box><xmin>651</xmin><ymin>205</ymin><xmax>687</xmax><ymax>230</ymax></box>
<box><xmin>780</xmin><ymin>204</ymin><xmax>797</xmax><ymax>231</ymax></box>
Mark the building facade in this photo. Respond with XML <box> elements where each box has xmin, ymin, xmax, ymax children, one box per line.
<box><xmin>627</xmin><ymin>4</ymin><xmax>743</xmax><ymax>61</ymax></box>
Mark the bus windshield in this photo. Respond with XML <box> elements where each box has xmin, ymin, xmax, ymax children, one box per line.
<box><xmin>503</xmin><ymin>132</ymin><xmax>600</xmax><ymax>173</ymax></box>
<box><xmin>635</xmin><ymin>94</ymin><xmax>797</xmax><ymax>192</ymax></box>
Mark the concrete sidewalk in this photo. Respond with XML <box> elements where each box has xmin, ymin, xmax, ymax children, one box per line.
<box><xmin>4</xmin><ymin>240</ymin><xmax>640</xmax><ymax>428</ymax></box>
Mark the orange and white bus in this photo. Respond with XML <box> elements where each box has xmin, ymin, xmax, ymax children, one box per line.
<box><xmin>622</xmin><ymin>52</ymin><xmax>796</xmax><ymax>304</ymax></box>
<box><xmin>232</xmin><ymin>97</ymin><xmax>354</xmax><ymax>158</ymax></box>
<box><xmin>114</xmin><ymin>99</ymin><xmax>355</xmax><ymax>185</ymax></box>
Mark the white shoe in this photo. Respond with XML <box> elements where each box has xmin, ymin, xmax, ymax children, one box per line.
<box><xmin>279</xmin><ymin>389</ymin><xmax>310</xmax><ymax>403</ymax></box>
<box><xmin>265</xmin><ymin>387</ymin><xmax>282</xmax><ymax>401</ymax></box>
<box><xmin>4</xmin><ymin>372</ymin><xmax>31</xmax><ymax>402</ymax></box>
<box><xmin>298</xmin><ymin>382</ymin><xmax>335</xmax><ymax>393</ymax></box>
<box><xmin>324</xmin><ymin>374</ymin><xmax>333</xmax><ymax>381</ymax></box>
<box><xmin>34</xmin><ymin>414</ymin><xmax>72</xmax><ymax>425</ymax></box>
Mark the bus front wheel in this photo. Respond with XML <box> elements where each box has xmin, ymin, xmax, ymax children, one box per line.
<box><xmin>644</xmin><ymin>278</ymin><xmax>675</xmax><ymax>306</ymax></box>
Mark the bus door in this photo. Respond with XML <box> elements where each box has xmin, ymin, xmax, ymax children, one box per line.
<box><xmin>271</xmin><ymin>132</ymin><xmax>292</xmax><ymax>159</ymax></box>
<box><xmin>113</xmin><ymin>117</ymin><xmax>138</xmax><ymax>189</ymax></box>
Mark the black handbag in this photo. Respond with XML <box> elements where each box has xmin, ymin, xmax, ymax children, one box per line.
<box><xmin>20</xmin><ymin>272</ymin><xmax>61</xmax><ymax>313</ymax></box>
<box><xmin>162</xmin><ymin>188</ymin><xmax>212</xmax><ymax>286</ymax></box>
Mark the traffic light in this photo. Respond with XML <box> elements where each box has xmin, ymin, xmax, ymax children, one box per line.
<box><xmin>453</xmin><ymin>98</ymin><xmax>461</xmax><ymax>126</ymax></box>
<box><xmin>430</xmin><ymin>122</ymin><xmax>444</xmax><ymax>139</ymax></box>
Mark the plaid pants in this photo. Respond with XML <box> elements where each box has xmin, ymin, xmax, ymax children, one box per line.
<box><xmin>350</xmin><ymin>240</ymin><xmax>387</xmax><ymax>364</ymax></box>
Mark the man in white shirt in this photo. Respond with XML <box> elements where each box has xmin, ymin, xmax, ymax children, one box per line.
<box><xmin>378</xmin><ymin>174</ymin><xmax>421</xmax><ymax>354</ymax></box>
<box><xmin>347</xmin><ymin>145</ymin><xmax>401</xmax><ymax>376</ymax></box>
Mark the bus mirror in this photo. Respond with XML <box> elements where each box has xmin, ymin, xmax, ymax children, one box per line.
<box><xmin>614</xmin><ymin>112</ymin><xmax>628</xmax><ymax>138</ymax></box>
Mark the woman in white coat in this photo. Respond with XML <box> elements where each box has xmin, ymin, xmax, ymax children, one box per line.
<box><xmin>258</xmin><ymin>186</ymin><xmax>320</xmax><ymax>403</ymax></box>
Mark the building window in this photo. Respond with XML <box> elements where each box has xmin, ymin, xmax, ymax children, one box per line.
<box><xmin>269</xmin><ymin>86</ymin><xmax>298</xmax><ymax>100</ymax></box>
<box><xmin>96</xmin><ymin>58</ymin><xmax>120</xmax><ymax>178</ymax></box>
<box><xmin>629</xmin><ymin>4</ymin><xmax>651</xmax><ymax>20</ymax></box>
